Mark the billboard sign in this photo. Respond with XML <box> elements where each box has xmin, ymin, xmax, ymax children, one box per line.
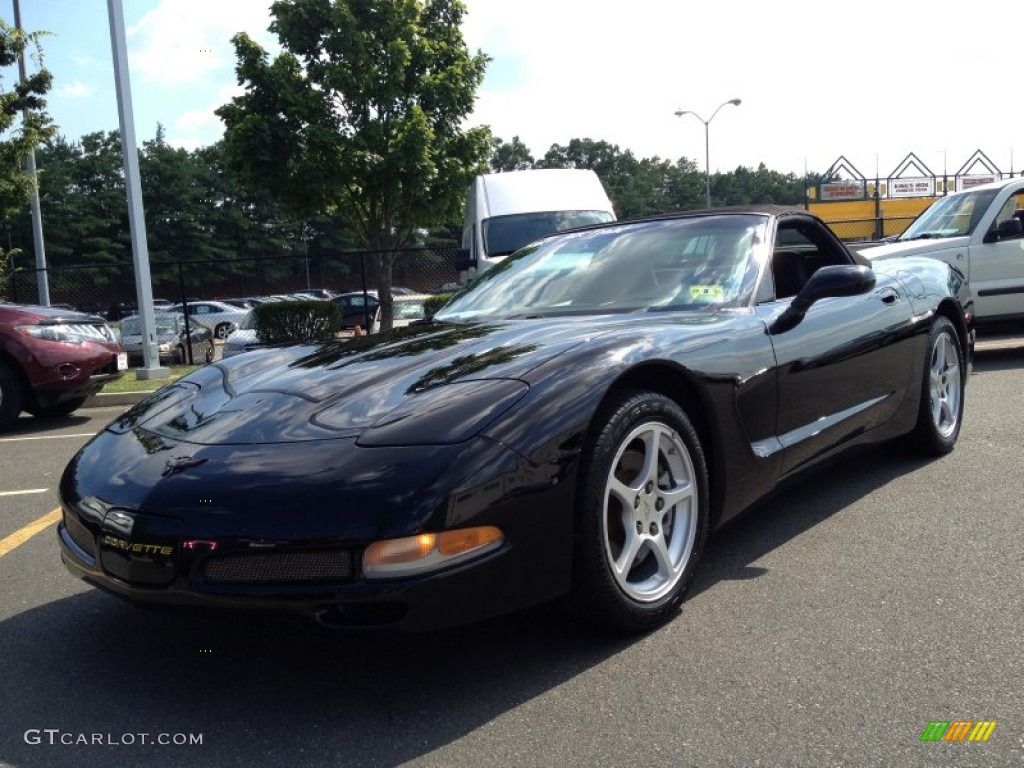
<box><xmin>956</xmin><ymin>175</ymin><xmax>998</xmax><ymax>192</ymax></box>
<box><xmin>820</xmin><ymin>181</ymin><xmax>865</xmax><ymax>200</ymax></box>
<box><xmin>888</xmin><ymin>178</ymin><xmax>935</xmax><ymax>198</ymax></box>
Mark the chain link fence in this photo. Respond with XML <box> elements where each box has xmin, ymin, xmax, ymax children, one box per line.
<box><xmin>4</xmin><ymin>245</ymin><xmax>461</xmax><ymax>316</ymax></box>
<box><xmin>819</xmin><ymin>215</ymin><xmax>918</xmax><ymax>243</ymax></box>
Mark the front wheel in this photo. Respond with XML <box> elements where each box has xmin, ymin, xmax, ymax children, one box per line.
<box><xmin>214</xmin><ymin>323</ymin><xmax>231</xmax><ymax>340</ymax></box>
<box><xmin>909</xmin><ymin>316</ymin><xmax>965</xmax><ymax>455</ymax></box>
<box><xmin>572</xmin><ymin>390</ymin><xmax>709</xmax><ymax>632</ymax></box>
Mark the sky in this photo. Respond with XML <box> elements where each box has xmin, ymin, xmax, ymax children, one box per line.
<box><xmin>5</xmin><ymin>0</ymin><xmax>1021</xmax><ymax>178</ymax></box>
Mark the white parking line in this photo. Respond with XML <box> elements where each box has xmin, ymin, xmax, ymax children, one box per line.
<box><xmin>0</xmin><ymin>433</ymin><xmax>97</xmax><ymax>443</ymax></box>
<box><xmin>0</xmin><ymin>489</ymin><xmax>48</xmax><ymax>497</ymax></box>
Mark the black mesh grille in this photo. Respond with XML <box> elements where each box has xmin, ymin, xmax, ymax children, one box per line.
<box><xmin>63</xmin><ymin>510</ymin><xmax>98</xmax><ymax>558</ymax></box>
<box><xmin>203</xmin><ymin>550</ymin><xmax>354</xmax><ymax>584</ymax></box>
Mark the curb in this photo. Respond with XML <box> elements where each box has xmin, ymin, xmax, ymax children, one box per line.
<box><xmin>84</xmin><ymin>391</ymin><xmax>150</xmax><ymax>408</ymax></box>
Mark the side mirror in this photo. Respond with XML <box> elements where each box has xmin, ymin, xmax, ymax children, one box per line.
<box><xmin>983</xmin><ymin>217</ymin><xmax>1023</xmax><ymax>243</ymax></box>
<box><xmin>771</xmin><ymin>265</ymin><xmax>877</xmax><ymax>334</ymax></box>
<box><xmin>454</xmin><ymin>248</ymin><xmax>474</xmax><ymax>271</ymax></box>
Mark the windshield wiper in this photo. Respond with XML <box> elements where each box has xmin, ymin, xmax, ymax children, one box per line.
<box><xmin>899</xmin><ymin>231</ymin><xmax>950</xmax><ymax>241</ymax></box>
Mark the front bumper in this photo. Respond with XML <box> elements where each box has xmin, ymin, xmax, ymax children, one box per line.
<box><xmin>29</xmin><ymin>343</ymin><xmax>125</xmax><ymax>406</ymax></box>
<box><xmin>58</xmin><ymin>519</ymin><xmax>550</xmax><ymax>631</ymax></box>
<box><xmin>57</xmin><ymin>431</ymin><xmax>576</xmax><ymax>631</ymax></box>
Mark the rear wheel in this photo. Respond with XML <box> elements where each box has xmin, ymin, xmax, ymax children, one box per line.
<box><xmin>909</xmin><ymin>316</ymin><xmax>964</xmax><ymax>455</ymax></box>
<box><xmin>0</xmin><ymin>361</ymin><xmax>24</xmax><ymax>430</ymax></box>
<box><xmin>28</xmin><ymin>396</ymin><xmax>87</xmax><ymax>419</ymax></box>
<box><xmin>214</xmin><ymin>323</ymin><xmax>231</xmax><ymax>340</ymax></box>
<box><xmin>572</xmin><ymin>390</ymin><xmax>709</xmax><ymax>632</ymax></box>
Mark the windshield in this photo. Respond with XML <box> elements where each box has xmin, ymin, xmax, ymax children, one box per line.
<box><xmin>119</xmin><ymin>315</ymin><xmax>180</xmax><ymax>335</ymax></box>
<box><xmin>438</xmin><ymin>216</ymin><xmax>766</xmax><ymax>322</ymax></box>
<box><xmin>482</xmin><ymin>210</ymin><xmax>615</xmax><ymax>257</ymax></box>
<box><xmin>394</xmin><ymin>301</ymin><xmax>425</xmax><ymax>319</ymax></box>
<box><xmin>900</xmin><ymin>188</ymin><xmax>1000</xmax><ymax>240</ymax></box>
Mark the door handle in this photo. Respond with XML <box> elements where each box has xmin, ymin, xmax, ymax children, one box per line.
<box><xmin>879</xmin><ymin>288</ymin><xmax>900</xmax><ymax>304</ymax></box>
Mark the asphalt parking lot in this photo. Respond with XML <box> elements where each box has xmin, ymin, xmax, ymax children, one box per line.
<box><xmin>1</xmin><ymin>338</ymin><xmax>1022</xmax><ymax>768</ymax></box>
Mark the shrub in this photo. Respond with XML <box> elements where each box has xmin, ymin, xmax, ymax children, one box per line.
<box><xmin>423</xmin><ymin>292</ymin><xmax>456</xmax><ymax>318</ymax></box>
<box><xmin>252</xmin><ymin>299</ymin><xmax>340</xmax><ymax>344</ymax></box>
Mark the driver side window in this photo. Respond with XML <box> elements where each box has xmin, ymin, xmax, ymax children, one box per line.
<box><xmin>994</xmin><ymin>191</ymin><xmax>1024</xmax><ymax>231</ymax></box>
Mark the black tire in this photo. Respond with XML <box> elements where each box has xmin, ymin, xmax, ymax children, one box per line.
<box><xmin>908</xmin><ymin>316</ymin><xmax>965</xmax><ymax>455</ymax></box>
<box><xmin>572</xmin><ymin>390</ymin><xmax>709</xmax><ymax>632</ymax></box>
<box><xmin>214</xmin><ymin>323</ymin><xmax>231</xmax><ymax>340</ymax></box>
<box><xmin>0</xmin><ymin>361</ymin><xmax>24</xmax><ymax>430</ymax></box>
<box><xmin>28</xmin><ymin>396</ymin><xmax>88</xmax><ymax>419</ymax></box>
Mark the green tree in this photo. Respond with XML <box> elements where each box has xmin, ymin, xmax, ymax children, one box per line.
<box><xmin>216</xmin><ymin>0</ymin><xmax>492</xmax><ymax>328</ymax></box>
<box><xmin>1</xmin><ymin>15</ymin><xmax>55</xmax><ymax>283</ymax></box>
<box><xmin>490</xmin><ymin>135</ymin><xmax>534</xmax><ymax>172</ymax></box>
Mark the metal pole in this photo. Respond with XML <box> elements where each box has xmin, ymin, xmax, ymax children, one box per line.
<box><xmin>704</xmin><ymin>122</ymin><xmax>711</xmax><ymax>209</ymax></box>
<box><xmin>178</xmin><ymin>260</ymin><xmax>193</xmax><ymax>365</ymax></box>
<box><xmin>12</xmin><ymin>0</ymin><xmax>49</xmax><ymax>306</ymax></box>
<box><xmin>108</xmin><ymin>0</ymin><xmax>167</xmax><ymax>379</ymax></box>
<box><xmin>675</xmin><ymin>99</ymin><xmax>740</xmax><ymax>211</ymax></box>
<box><xmin>359</xmin><ymin>252</ymin><xmax>370</xmax><ymax>332</ymax></box>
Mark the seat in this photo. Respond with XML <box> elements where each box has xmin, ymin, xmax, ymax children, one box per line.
<box><xmin>772</xmin><ymin>250</ymin><xmax>811</xmax><ymax>299</ymax></box>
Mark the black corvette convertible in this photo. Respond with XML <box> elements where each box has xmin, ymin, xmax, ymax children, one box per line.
<box><xmin>58</xmin><ymin>207</ymin><xmax>972</xmax><ymax>632</ymax></box>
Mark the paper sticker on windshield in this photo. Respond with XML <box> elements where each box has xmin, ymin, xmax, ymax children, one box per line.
<box><xmin>689</xmin><ymin>285</ymin><xmax>725</xmax><ymax>301</ymax></box>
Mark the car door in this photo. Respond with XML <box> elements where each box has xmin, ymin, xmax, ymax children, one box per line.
<box><xmin>759</xmin><ymin>219</ymin><xmax>918</xmax><ymax>477</ymax></box>
<box><xmin>969</xmin><ymin>187</ymin><xmax>1024</xmax><ymax>320</ymax></box>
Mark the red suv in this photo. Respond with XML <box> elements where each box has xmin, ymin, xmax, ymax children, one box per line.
<box><xmin>0</xmin><ymin>302</ymin><xmax>126</xmax><ymax>430</ymax></box>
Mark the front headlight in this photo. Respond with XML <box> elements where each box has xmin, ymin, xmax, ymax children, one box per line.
<box><xmin>157</xmin><ymin>343</ymin><xmax>171</xmax><ymax>353</ymax></box>
<box><xmin>16</xmin><ymin>323</ymin><xmax>115</xmax><ymax>344</ymax></box>
<box><xmin>363</xmin><ymin>526</ymin><xmax>504</xmax><ymax>579</ymax></box>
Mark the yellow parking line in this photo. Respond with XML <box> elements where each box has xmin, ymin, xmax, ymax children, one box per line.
<box><xmin>0</xmin><ymin>507</ymin><xmax>62</xmax><ymax>559</ymax></box>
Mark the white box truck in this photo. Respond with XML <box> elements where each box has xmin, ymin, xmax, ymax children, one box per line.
<box><xmin>456</xmin><ymin>169</ymin><xmax>616</xmax><ymax>280</ymax></box>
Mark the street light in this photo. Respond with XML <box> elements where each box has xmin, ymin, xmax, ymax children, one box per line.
<box><xmin>675</xmin><ymin>98</ymin><xmax>742</xmax><ymax>208</ymax></box>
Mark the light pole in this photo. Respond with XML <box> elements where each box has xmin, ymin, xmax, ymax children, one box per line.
<box><xmin>675</xmin><ymin>98</ymin><xmax>741</xmax><ymax>208</ymax></box>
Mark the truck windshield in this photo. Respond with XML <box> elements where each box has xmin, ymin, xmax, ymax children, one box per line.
<box><xmin>482</xmin><ymin>210</ymin><xmax>615</xmax><ymax>257</ymax></box>
<box><xmin>900</xmin><ymin>188</ymin><xmax>1000</xmax><ymax>240</ymax></box>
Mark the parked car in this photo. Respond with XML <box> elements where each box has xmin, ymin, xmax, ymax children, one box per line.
<box><xmin>166</xmin><ymin>300</ymin><xmax>247</xmax><ymax>339</ymax></box>
<box><xmin>367</xmin><ymin>293</ymin><xmax>430</xmax><ymax>332</ymax></box>
<box><xmin>56</xmin><ymin>207</ymin><xmax>973</xmax><ymax>632</ymax></box>
<box><xmin>118</xmin><ymin>313</ymin><xmax>214</xmax><ymax>366</ymax></box>
<box><xmin>218</xmin><ymin>298</ymin><xmax>256</xmax><ymax>310</ymax></box>
<box><xmin>221</xmin><ymin>311</ymin><xmax>261</xmax><ymax>359</ymax></box>
<box><xmin>331</xmin><ymin>290</ymin><xmax>379</xmax><ymax>329</ymax></box>
<box><xmin>859</xmin><ymin>176</ymin><xmax>1024</xmax><ymax>325</ymax></box>
<box><xmin>292</xmin><ymin>289</ymin><xmax>336</xmax><ymax>300</ymax></box>
<box><xmin>0</xmin><ymin>302</ymin><xmax>125</xmax><ymax>429</ymax></box>
<box><xmin>106</xmin><ymin>301</ymin><xmax>137</xmax><ymax>321</ymax></box>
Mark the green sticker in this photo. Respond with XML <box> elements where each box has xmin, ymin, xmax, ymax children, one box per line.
<box><xmin>689</xmin><ymin>285</ymin><xmax>724</xmax><ymax>301</ymax></box>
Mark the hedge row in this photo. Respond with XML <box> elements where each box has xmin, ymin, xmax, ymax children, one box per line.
<box><xmin>252</xmin><ymin>299</ymin><xmax>340</xmax><ymax>344</ymax></box>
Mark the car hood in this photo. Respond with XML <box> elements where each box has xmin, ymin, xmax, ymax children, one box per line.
<box><xmin>110</xmin><ymin>320</ymin><xmax>612</xmax><ymax>446</ymax></box>
<box><xmin>0</xmin><ymin>303</ymin><xmax>106</xmax><ymax>323</ymax></box>
<box><xmin>859</xmin><ymin>236</ymin><xmax>968</xmax><ymax>261</ymax></box>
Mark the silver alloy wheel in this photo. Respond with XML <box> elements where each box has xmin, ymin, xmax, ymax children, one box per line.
<box><xmin>929</xmin><ymin>330</ymin><xmax>961</xmax><ymax>439</ymax></box>
<box><xmin>602</xmin><ymin>421</ymin><xmax>699</xmax><ymax>603</ymax></box>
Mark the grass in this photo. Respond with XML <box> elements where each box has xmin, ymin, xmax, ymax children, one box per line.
<box><xmin>102</xmin><ymin>365</ymin><xmax>202</xmax><ymax>393</ymax></box>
